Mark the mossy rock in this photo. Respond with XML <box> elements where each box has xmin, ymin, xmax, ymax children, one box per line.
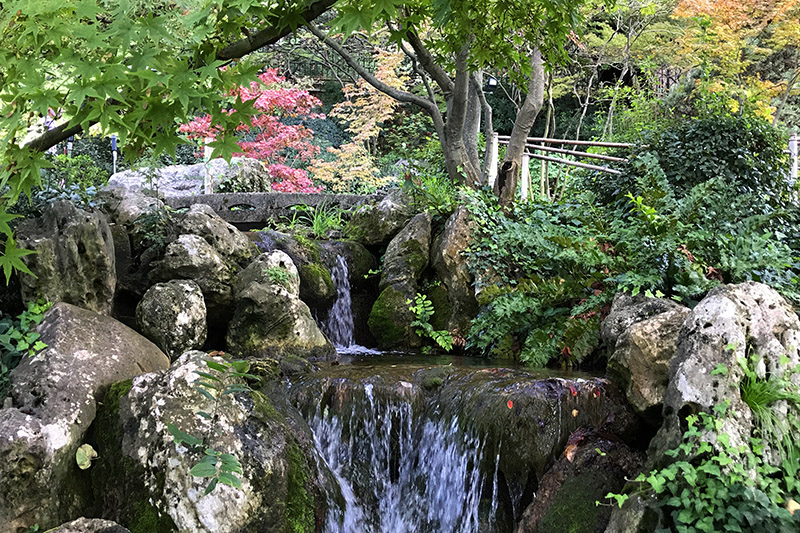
<box><xmin>426</xmin><ymin>284</ymin><xmax>452</xmax><ymax>332</ymax></box>
<box><xmin>367</xmin><ymin>284</ymin><xmax>421</xmax><ymax>349</ymax></box>
<box><xmin>298</xmin><ymin>262</ymin><xmax>335</xmax><ymax>307</ymax></box>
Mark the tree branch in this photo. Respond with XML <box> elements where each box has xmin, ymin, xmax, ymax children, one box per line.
<box><xmin>405</xmin><ymin>30</ymin><xmax>454</xmax><ymax>95</ymax></box>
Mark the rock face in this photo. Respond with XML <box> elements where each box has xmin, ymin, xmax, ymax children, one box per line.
<box><xmin>91</xmin><ymin>350</ymin><xmax>324</xmax><ymax>533</ymax></box>
<box><xmin>106</xmin><ymin>157</ymin><xmax>268</xmax><ymax>197</ymax></box>
<box><xmin>347</xmin><ymin>188</ymin><xmax>413</xmax><ymax>246</ymax></box>
<box><xmin>49</xmin><ymin>518</ymin><xmax>131</xmax><ymax>533</ymax></box>
<box><xmin>136</xmin><ymin>280</ymin><xmax>207</xmax><ymax>359</ymax></box>
<box><xmin>368</xmin><ymin>213</ymin><xmax>432</xmax><ymax>349</ymax></box>
<box><xmin>97</xmin><ymin>186</ymin><xmax>166</xmax><ymax>228</ymax></box>
<box><xmin>150</xmin><ymin>234</ymin><xmax>235</xmax><ymax>315</ymax></box>
<box><xmin>430</xmin><ymin>206</ymin><xmax>478</xmax><ymax>334</ymax></box>
<box><xmin>649</xmin><ymin>282</ymin><xmax>800</xmax><ymax>462</ymax></box>
<box><xmin>0</xmin><ymin>303</ymin><xmax>169</xmax><ymax>532</ymax></box>
<box><xmin>600</xmin><ymin>293</ymin><xmax>685</xmax><ymax>351</ymax></box>
<box><xmin>605</xmin><ymin>296</ymin><xmax>690</xmax><ymax>426</ymax></box>
<box><xmin>16</xmin><ymin>201</ymin><xmax>116</xmax><ymax>315</ymax></box>
<box><xmin>516</xmin><ymin>434</ymin><xmax>644</xmax><ymax>533</ymax></box>
<box><xmin>226</xmin><ymin>252</ymin><xmax>334</xmax><ymax>360</ymax></box>
<box><xmin>173</xmin><ymin>204</ymin><xmax>256</xmax><ymax>268</ymax></box>
<box><xmin>379</xmin><ymin>212</ymin><xmax>431</xmax><ymax>291</ymax></box>
<box><xmin>249</xmin><ymin>230</ymin><xmax>336</xmax><ymax>310</ymax></box>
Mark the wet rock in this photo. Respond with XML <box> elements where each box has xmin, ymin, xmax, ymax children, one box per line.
<box><xmin>367</xmin><ymin>283</ymin><xmax>421</xmax><ymax>349</ymax></box>
<box><xmin>326</xmin><ymin>240</ymin><xmax>377</xmax><ymax>292</ymax></box>
<box><xmin>516</xmin><ymin>434</ymin><xmax>644</xmax><ymax>533</ymax></box>
<box><xmin>16</xmin><ymin>201</ymin><xmax>116</xmax><ymax>315</ymax></box>
<box><xmin>600</xmin><ymin>293</ymin><xmax>685</xmax><ymax>350</ymax></box>
<box><xmin>650</xmin><ymin>282</ymin><xmax>800</xmax><ymax>463</ymax></box>
<box><xmin>136</xmin><ymin>280</ymin><xmax>207</xmax><ymax>359</ymax></box>
<box><xmin>0</xmin><ymin>303</ymin><xmax>169</xmax><ymax>531</ymax></box>
<box><xmin>346</xmin><ymin>188</ymin><xmax>414</xmax><ymax>246</ymax></box>
<box><xmin>49</xmin><ymin>518</ymin><xmax>130</xmax><ymax>533</ymax></box>
<box><xmin>379</xmin><ymin>212</ymin><xmax>431</xmax><ymax>291</ymax></box>
<box><xmin>173</xmin><ymin>204</ymin><xmax>256</xmax><ymax>268</ymax></box>
<box><xmin>297</xmin><ymin>263</ymin><xmax>335</xmax><ymax>308</ymax></box>
<box><xmin>607</xmin><ymin>306</ymin><xmax>690</xmax><ymax>426</ymax></box>
<box><xmin>430</xmin><ymin>206</ymin><xmax>478</xmax><ymax>334</ymax></box>
<box><xmin>91</xmin><ymin>350</ymin><xmax>324</xmax><ymax>533</ymax></box>
<box><xmin>150</xmin><ymin>234</ymin><xmax>234</xmax><ymax>316</ymax></box>
<box><xmin>226</xmin><ymin>252</ymin><xmax>335</xmax><ymax>360</ymax></box>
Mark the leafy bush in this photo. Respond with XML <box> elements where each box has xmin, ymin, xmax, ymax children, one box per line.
<box><xmin>407</xmin><ymin>293</ymin><xmax>454</xmax><ymax>353</ymax></box>
<box><xmin>0</xmin><ymin>300</ymin><xmax>52</xmax><ymax>399</ymax></box>
<box><xmin>403</xmin><ymin>166</ymin><xmax>460</xmax><ymax>219</ymax></box>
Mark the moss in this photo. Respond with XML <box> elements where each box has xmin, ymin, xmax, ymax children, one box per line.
<box><xmin>285</xmin><ymin>440</ymin><xmax>315</xmax><ymax>533</ymax></box>
<box><xmin>400</xmin><ymin>238</ymin><xmax>428</xmax><ymax>277</ymax></box>
<box><xmin>427</xmin><ymin>284</ymin><xmax>451</xmax><ymax>331</ymax></box>
<box><xmin>298</xmin><ymin>262</ymin><xmax>334</xmax><ymax>302</ymax></box>
<box><xmin>536</xmin><ymin>470</ymin><xmax>611</xmax><ymax>533</ymax></box>
<box><xmin>292</xmin><ymin>233</ymin><xmax>322</xmax><ymax>263</ymax></box>
<box><xmin>252</xmin><ymin>390</ymin><xmax>285</xmax><ymax>424</ymax></box>
<box><xmin>367</xmin><ymin>286</ymin><xmax>410</xmax><ymax>348</ymax></box>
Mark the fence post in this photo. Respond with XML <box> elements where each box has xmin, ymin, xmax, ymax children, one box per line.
<box><xmin>203</xmin><ymin>137</ymin><xmax>214</xmax><ymax>194</ymax></box>
<box><xmin>790</xmin><ymin>133</ymin><xmax>798</xmax><ymax>184</ymax></box>
<box><xmin>520</xmin><ymin>154</ymin><xmax>530</xmax><ymax>202</ymax></box>
<box><xmin>488</xmin><ymin>132</ymin><xmax>499</xmax><ymax>188</ymax></box>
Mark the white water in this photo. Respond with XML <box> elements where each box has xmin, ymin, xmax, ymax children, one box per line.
<box><xmin>307</xmin><ymin>384</ymin><xmax>499</xmax><ymax>533</ymax></box>
<box><xmin>323</xmin><ymin>254</ymin><xmax>380</xmax><ymax>355</ymax></box>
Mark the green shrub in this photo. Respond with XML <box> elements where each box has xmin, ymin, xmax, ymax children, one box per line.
<box><xmin>0</xmin><ymin>300</ymin><xmax>52</xmax><ymax>399</ymax></box>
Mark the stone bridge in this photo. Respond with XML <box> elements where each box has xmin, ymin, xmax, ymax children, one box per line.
<box><xmin>165</xmin><ymin>192</ymin><xmax>375</xmax><ymax>228</ymax></box>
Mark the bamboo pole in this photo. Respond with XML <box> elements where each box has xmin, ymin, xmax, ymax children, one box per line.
<box><xmin>525</xmin><ymin>143</ymin><xmax>628</xmax><ymax>162</ymax></box>
<box><xmin>497</xmin><ymin>135</ymin><xmax>632</xmax><ymax>148</ymax></box>
<box><xmin>524</xmin><ymin>152</ymin><xmax>622</xmax><ymax>175</ymax></box>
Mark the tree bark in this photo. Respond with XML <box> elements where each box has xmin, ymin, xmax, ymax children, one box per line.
<box><xmin>494</xmin><ymin>49</ymin><xmax>545</xmax><ymax>206</ymax></box>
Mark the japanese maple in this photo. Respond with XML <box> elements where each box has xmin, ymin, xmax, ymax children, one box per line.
<box><xmin>180</xmin><ymin>69</ymin><xmax>323</xmax><ymax>193</ymax></box>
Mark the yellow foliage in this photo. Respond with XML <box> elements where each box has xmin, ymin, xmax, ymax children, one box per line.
<box><xmin>310</xmin><ymin>49</ymin><xmax>407</xmax><ymax>192</ymax></box>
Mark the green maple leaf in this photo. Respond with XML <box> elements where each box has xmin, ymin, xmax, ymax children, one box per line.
<box><xmin>1</xmin><ymin>236</ymin><xmax>35</xmax><ymax>284</ymax></box>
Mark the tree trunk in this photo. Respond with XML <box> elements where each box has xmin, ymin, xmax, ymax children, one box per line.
<box><xmin>494</xmin><ymin>49</ymin><xmax>545</xmax><ymax>206</ymax></box>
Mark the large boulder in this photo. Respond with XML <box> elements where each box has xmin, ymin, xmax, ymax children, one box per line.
<box><xmin>607</xmin><ymin>305</ymin><xmax>690</xmax><ymax>426</ymax></box>
<box><xmin>430</xmin><ymin>206</ymin><xmax>478</xmax><ymax>335</ymax></box>
<box><xmin>249</xmin><ymin>230</ymin><xmax>336</xmax><ymax>310</ymax></box>
<box><xmin>106</xmin><ymin>157</ymin><xmax>268</xmax><ymax>197</ymax></box>
<box><xmin>173</xmin><ymin>204</ymin><xmax>256</xmax><ymax>268</ymax></box>
<box><xmin>91</xmin><ymin>350</ymin><xmax>325</xmax><ymax>533</ymax></box>
<box><xmin>649</xmin><ymin>282</ymin><xmax>800</xmax><ymax>462</ymax></box>
<box><xmin>97</xmin><ymin>186</ymin><xmax>166</xmax><ymax>228</ymax></box>
<box><xmin>367</xmin><ymin>283</ymin><xmax>420</xmax><ymax>349</ymax></box>
<box><xmin>150</xmin><ymin>234</ymin><xmax>235</xmax><ymax>316</ymax></box>
<box><xmin>515</xmin><ymin>434</ymin><xmax>644</xmax><ymax>533</ymax></box>
<box><xmin>379</xmin><ymin>212</ymin><xmax>431</xmax><ymax>291</ymax></box>
<box><xmin>600</xmin><ymin>293</ymin><xmax>685</xmax><ymax>351</ymax></box>
<box><xmin>346</xmin><ymin>188</ymin><xmax>414</xmax><ymax>246</ymax></box>
<box><xmin>136</xmin><ymin>280</ymin><xmax>207</xmax><ymax>360</ymax></box>
<box><xmin>49</xmin><ymin>518</ymin><xmax>130</xmax><ymax>533</ymax></box>
<box><xmin>16</xmin><ymin>201</ymin><xmax>116</xmax><ymax>315</ymax></box>
<box><xmin>226</xmin><ymin>252</ymin><xmax>335</xmax><ymax>360</ymax></box>
<box><xmin>0</xmin><ymin>303</ymin><xmax>169</xmax><ymax>532</ymax></box>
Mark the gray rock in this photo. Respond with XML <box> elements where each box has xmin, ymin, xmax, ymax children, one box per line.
<box><xmin>367</xmin><ymin>282</ymin><xmax>421</xmax><ymax>350</ymax></box>
<box><xmin>91</xmin><ymin>350</ymin><xmax>324</xmax><ymax>533</ymax></box>
<box><xmin>174</xmin><ymin>204</ymin><xmax>256</xmax><ymax>268</ymax></box>
<box><xmin>347</xmin><ymin>188</ymin><xmax>414</xmax><ymax>246</ymax></box>
<box><xmin>516</xmin><ymin>434</ymin><xmax>644</xmax><ymax>533</ymax></box>
<box><xmin>604</xmin><ymin>493</ymin><xmax>664</xmax><ymax>533</ymax></box>
<box><xmin>150</xmin><ymin>234</ymin><xmax>234</xmax><ymax>314</ymax></box>
<box><xmin>608</xmin><ymin>306</ymin><xmax>690</xmax><ymax>426</ymax></box>
<box><xmin>17</xmin><ymin>201</ymin><xmax>116</xmax><ymax>315</ymax></box>
<box><xmin>48</xmin><ymin>517</ymin><xmax>130</xmax><ymax>533</ymax></box>
<box><xmin>601</xmin><ymin>293</ymin><xmax>684</xmax><ymax>350</ymax></box>
<box><xmin>431</xmin><ymin>206</ymin><xmax>478</xmax><ymax>335</ymax></box>
<box><xmin>226</xmin><ymin>252</ymin><xmax>335</xmax><ymax>360</ymax></box>
<box><xmin>379</xmin><ymin>212</ymin><xmax>431</xmax><ymax>292</ymax></box>
<box><xmin>96</xmin><ymin>186</ymin><xmax>165</xmax><ymax>228</ymax></box>
<box><xmin>136</xmin><ymin>280</ymin><xmax>208</xmax><ymax>359</ymax></box>
<box><xmin>650</xmin><ymin>282</ymin><xmax>800</xmax><ymax>463</ymax></box>
<box><xmin>106</xmin><ymin>157</ymin><xmax>267</xmax><ymax>197</ymax></box>
<box><xmin>0</xmin><ymin>303</ymin><xmax>169</xmax><ymax>531</ymax></box>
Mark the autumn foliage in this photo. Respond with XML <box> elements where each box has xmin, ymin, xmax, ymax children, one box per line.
<box><xmin>180</xmin><ymin>69</ymin><xmax>323</xmax><ymax>193</ymax></box>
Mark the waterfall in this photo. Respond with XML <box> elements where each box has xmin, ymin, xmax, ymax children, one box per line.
<box><xmin>325</xmin><ymin>255</ymin><xmax>355</xmax><ymax>349</ymax></box>
<box><xmin>306</xmin><ymin>384</ymin><xmax>500</xmax><ymax>533</ymax></box>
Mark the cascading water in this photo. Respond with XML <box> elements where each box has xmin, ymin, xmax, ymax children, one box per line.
<box><xmin>324</xmin><ymin>255</ymin><xmax>355</xmax><ymax>349</ymax></box>
<box><xmin>306</xmin><ymin>384</ymin><xmax>500</xmax><ymax>533</ymax></box>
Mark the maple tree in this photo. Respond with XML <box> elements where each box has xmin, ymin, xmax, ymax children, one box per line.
<box><xmin>309</xmin><ymin>49</ymin><xmax>407</xmax><ymax>193</ymax></box>
<box><xmin>179</xmin><ymin>69</ymin><xmax>323</xmax><ymax>193</ymax></box>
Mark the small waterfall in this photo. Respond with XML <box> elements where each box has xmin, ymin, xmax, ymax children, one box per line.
<box><xmin>324</xmin><ymin>255</ymin><xmax>355</xmax><ymax>349</ymax></box>
<box><xmin>307</xmin><ymin>384</ymin><xmax>500</xmax><ymax>533</ymax></box>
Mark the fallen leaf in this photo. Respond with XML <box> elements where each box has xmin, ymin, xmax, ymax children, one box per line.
<box><xmin>76</xmin><ymin>443</ymin><xmax>98</xmax><ymax>470</ymax></box>
<box><xmin>507</xmin><ymin>400</ymin><xmax>514</xmax><ymax>409</ymax></box>
<box><xmin>572</xmin><ymin>409</ymin><xmax>579</xmax><ymax>418</ymax></box>
<box><xmin>564</xmin><ymin>443</ymin><xmax>577</xmax><ymax>462</ymax></box>
<box><xmin>787</xmin><ymin>499</ymin><xmax>800</xmax><ymax>515</ymax></box>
